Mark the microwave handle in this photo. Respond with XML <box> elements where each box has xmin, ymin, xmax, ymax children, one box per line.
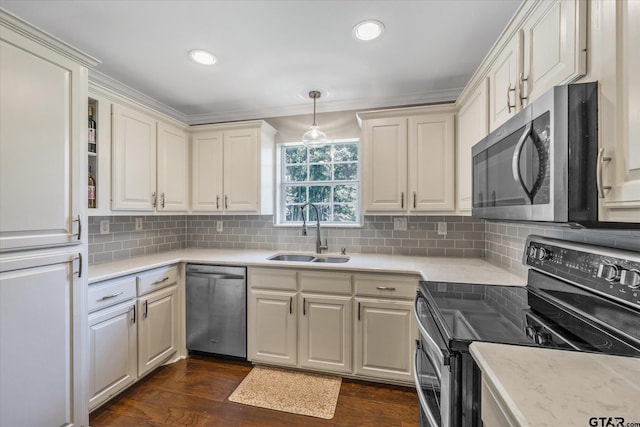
<box><xmin>512</xmin><ymin>121</ymin><xmax>547</xmax><ymax>204</ymax></box>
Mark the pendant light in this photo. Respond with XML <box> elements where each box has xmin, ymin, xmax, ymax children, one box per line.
<box><xmin>302</xmin><ymin>90</ymin><xmax>328</xmax><ymax>146</ymax></box>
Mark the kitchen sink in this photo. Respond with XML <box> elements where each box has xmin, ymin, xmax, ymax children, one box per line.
<box><xmin>267</xmin><ymin>254</ymin><xmax>350</xmax><ymax>263</ymax></box>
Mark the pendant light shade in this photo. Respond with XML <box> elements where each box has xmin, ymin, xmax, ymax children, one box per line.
<box><xmin>302</xmin><ymin>90</ymin><xmax>328</xmax><ymax>146</ymax></box>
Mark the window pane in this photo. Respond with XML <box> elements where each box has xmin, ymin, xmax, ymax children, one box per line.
<box><xmin>309</xmin><ymin>185</ymin><xmax>330</xmax><ymax>203</ymax></box>
<box><xmin>308</xmin><ymin>204</ymin><xmax>330</xmax><ymax>221</ymax></box>
<box><xmin>333</xmin><ymin>144</ymin><xmax>358</xmax><ymax>162</ymax></box>
<box><xmin>285</xmin><ymin>205</ymin><xmax>305</xmax><ymax>221</ymax></box>
<box><xmin>309</xmin><ymin>145</ymin><xmax>331</xmax><ymax>163</ymax></box>
<box><xmin>285</xmin><ymin>186</ymin><xmax>307</xmax><ymax>204</ymax></box>
<box><xmin>334</xmin><ymin>184</ymin><xmax>357</xmax><ymax>203</ymax></box>
<box><xmin>334</xmin><ymin>163</ymin><xmax>358</xmax><ymax>180</ymax></box>
<box><xmin>334</xmin><ymin>204</ymin><xmax>357</xmax><ymax>222</ymax></box>
<box><xmin>309</xmin><ymin>164</ymin><xmax>331</xmax><ymax>181</ymax></box>
<box><xmin>285</xmin><ymin>165</ymin><xmax>307</xmax><ymax>182</ymax></box>
<box><xmin>285</xmin><ymin>146</ymin><xmax>307</xmax><ymax>164</ymax></box>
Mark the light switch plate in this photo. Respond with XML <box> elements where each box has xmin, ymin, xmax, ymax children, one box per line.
<box><xmin>216</xmin><ymin>221</ymin><xmax>223</xmax><ymax>232</ymax></box>
<box><xmin>393</xmin><ymin>217</ymin><xmax>407</xmax><ymax>231</ymax></box>
<box><xmin>437</xmin><ymin>222</ymin><xmax>447</xmax><ymax>236</ymax></box>
<box><xmin>99</xmin><ymin>220</ymin><xmax>109</xmax><ymax>234</ymax></box>
<box><xmin>135</xmin><ymin>217</ymin><xmax>143</xmax><ymax>230</ymax></box>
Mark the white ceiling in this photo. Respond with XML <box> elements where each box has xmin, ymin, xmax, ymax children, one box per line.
<box><xmin>1</xmin><ymin>0</ymin><xmax>521</xmax><ymax>124</ymax></box>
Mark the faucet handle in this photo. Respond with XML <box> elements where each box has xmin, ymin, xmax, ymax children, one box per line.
<box><xmin>341</xmin><ymin>247</ymin><xmax>347</xmax><ymax>255</ymax></box>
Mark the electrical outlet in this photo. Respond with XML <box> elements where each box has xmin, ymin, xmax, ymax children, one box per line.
<box><xmin>437</xmin><ymin>222</ymin><xmax>447</xmax><ymax>236</ymax></box>
<box><xmin>216</xmin><ymin>221</ymin><xmax>223</xmax><ymax>232</ymax></box>
<box><xmin>99</xmin><ymin>220</ymin><xmax>110</xmax><ymax>234</ymax></box>
<box><xmin>135</xmin><ymin>217</ymin><xmax>143</xmax><ymax>231</ymax></box>
<box><xmin>393</xmin><ymin>217</ymin><xmax>407</xmax><ymax>231</ymax></box>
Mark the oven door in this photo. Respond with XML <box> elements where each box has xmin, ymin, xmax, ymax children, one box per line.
<box><xmin>413</xmin><ymin>291</ymin><xmax>451</xmax><ymax>427</ymax></box>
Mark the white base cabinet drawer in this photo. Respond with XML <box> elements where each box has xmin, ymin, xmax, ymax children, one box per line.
<box><xmin>88</xmin><ymin>300</ymin><xmax>137</xmax><ymax>410</ymax></box>
<box><xmin>136</xmin><ymin>265</ymin><xmax>178</xmax><ymax>296</ymax></box>
<box><xmin>354</xmin><ymin>274</ymin><xmax>418</xmax><ymax>299</ymax></box>
<box><xmin>88</xmin><ymin>276</ymin><xmax>136</xmax><ymax>313</ymax></box>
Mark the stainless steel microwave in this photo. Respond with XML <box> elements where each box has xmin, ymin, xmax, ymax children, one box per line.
<box><xmin>472</xmin><ymin>82</ymin><xmax>604</xmax><ymax>227</ymax></box>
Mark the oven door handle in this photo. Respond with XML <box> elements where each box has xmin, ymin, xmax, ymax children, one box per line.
<box><xmin>413</xmin><ymin>292</ymin><xmax>448</xmax><ymax>377</ymax></box>
<box><xmin>413</xmin><ymin>346</ymin><xmax>441</xmax><ymax>427</ymax></box>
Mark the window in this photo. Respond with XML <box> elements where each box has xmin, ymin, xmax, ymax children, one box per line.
<box><xmin>278</xmin><ymin>140</ymin><xmax>360</xmax><ymax>225</ymax></box>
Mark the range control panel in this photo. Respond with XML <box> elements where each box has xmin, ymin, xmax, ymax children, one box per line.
<box><xmin>524</xmin><ymin>235</ymin><xmax>640</xmax><ymax>308</ymax></box>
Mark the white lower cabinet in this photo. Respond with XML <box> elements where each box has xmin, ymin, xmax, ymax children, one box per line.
<box><xmin>88</xmin><ymin>300</ymin><xmax>137</xmax><ymax>410</ymax></box>
<box><xmin>247</xmin><ymin>267</ymin><xmax>417</xmax><ymax>384</ymax></box>
<box><xmin>299</xmin><ymin>294</ymin><xmax>352</xmax><ymax>374</ymax></box>
<box><xmin>88</xmin><ymin>264</ymin><xmax>180</xmax><ymax>411</ymax></box>
<box><xmin>248</xmin><ymin>289</ymin><xmax>298</xmax><ymax>366</ymax></box>
<box><xmin>354</xmin><ymin>298</ymin><xmax>415</xmax><ymax>383</ymax></box>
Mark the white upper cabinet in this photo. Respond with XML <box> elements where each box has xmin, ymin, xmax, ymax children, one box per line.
<box><xmin>157</xmin><ymin>122</ymin><xmax>189</xmax><ymax>212</ymax></box>
<box><xmin>488</xmin><ymin>33</ymin><xmax>522</xmax><ymax>132</ymax></box>
<box><xmin>0</xmin><ymin>25</ymin><xmax>88</xmax><ymax>251</ymax></box>
<box><xmin>597</xmin><ymin>0</ymin><xmax>640</xmax><ymax>221</ymax></box>
<box><xmin>409</xmin><ymin>113</ymin><xmax>455</xmax><ymax>212</ymax></box>
<box><xmin>457</xmin><ymin>79</ymin><xmax>489</xmax><ymax>214</ymax></box>
<box><xmin>191</xmin><ymin>120</ymin><xmax>276</xmax><ymax>214</ymax></box>
<box><xmin>361</xmin><ymin>117</ymin><xmax>408</xmax><ymax>212</ymax></box>
<box><xmin>520</xmin><ymin>0</ymin><xmax>587</xmax><ymax>105</ymax></box>
<box><xmin>112</xmin><ymin>102</ymin><xmax>188</xmax><ymax>212</ymax></box>
<box><xmin>112</xmin><ymin>104</ymin><xmax>157</xmax><ymax>211</ymax></box>
<box><xmin>359</xmin><ymin>105</ymin><xmax>456</xmax><ymax>215</ymax></box>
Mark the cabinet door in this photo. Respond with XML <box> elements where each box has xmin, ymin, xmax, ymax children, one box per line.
<box><xmin>112</xmin><ymin>103</ymin><xmax>157</xmax><ymax>211</ymax></box>
<box><xmin>354</xmin><ymin>298</ymin><xmax>415</xmax><ymax>383</ymax></box>
<box><xmin>408</xmin><ymin>113</ymin><xmax>455</xmax><ymax>212</ymax></box>
<box><xmin>489</xmin><ymin>33</ymin><xmax>522</xmax><ymax>132</ymax></box>
<box><xmin>223</xmin><ymin>128</ymin><xmax>259</xmax><ymax>212</ymax></box>
<box><xmin>299</xmin><ymin>294</ymin><xmax>352</xmax><ymax>374</ymax></box>
<box><xmin>192</xmin><ymin>131</ymin><xmax>224</xmax><ymax>212</ymax></box>
<box><xmin>457</xmin><ymin>80</ymin><xmax>489</xmax><ymax>214</ymax></box>
<box><xmin>600</xmin><ymin>1</ymin><xmax>640</xmax><ymax>221</ymax></box>
<box><xmin>157</xmin><ymin>122</ymin><xmax>188</xmax><ymax>212</ymax></box>
<box><xmin>247</xmin><ymin>289</ymin><xmax>297</xmax><ymax>366</ymax></box>
<box><xmin>0</xmin><ymin>251</ymin><xmax>83</xmax><ymax>426</ymax></box>
<box><xmin>137</xmin><ymin>285</ymin><xmax>177</xmax><ymax>377</ymax></box>
<box><xmin>521</xmin><ymin>0</ymin><xmax>587</xmax><ymax>105</ymax></box>
<box><xmin>0</xmin><ymin>36</ymin><xmax>85</xmax><ymax>251</ymax></box>
<box><xmin>362</xmin><ymin>117</ymin><xmax>408</xmax><ymax>212</ymax></box>
<box><xmin>88</xmin><ymin>300</ymin><xmax>137</xmax><ymax>410</ymax></box>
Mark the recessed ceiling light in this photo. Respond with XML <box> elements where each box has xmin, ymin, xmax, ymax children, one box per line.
<box><xmin>189</xmin><ymin>49</ymin><xmax>217</xmax><ymax>65</ymax></box>
<box><xmin>353</xmin><ymin>20</ymin><xmax>385</xmax><ymax>41</ymax></box>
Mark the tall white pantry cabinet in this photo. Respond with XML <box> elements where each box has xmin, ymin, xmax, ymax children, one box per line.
<box><xmin>0</xmin><ymin>10</ymin><xmax>97</xmax><ymax>427</ymax></box>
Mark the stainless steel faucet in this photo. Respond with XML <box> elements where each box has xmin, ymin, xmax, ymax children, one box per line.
<box><xmin>300</xmin><ymin>203</ymin><xmax>328</xmax><ymax>254</ymax></box>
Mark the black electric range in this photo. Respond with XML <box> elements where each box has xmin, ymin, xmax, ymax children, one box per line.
<box><xmin>413</xmin><ymin>235</ymin><xmax>640</xmax><ymax>427</ymax></box>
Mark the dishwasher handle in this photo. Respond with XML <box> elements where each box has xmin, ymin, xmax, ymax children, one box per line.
<box><xmin>186</xmin><ymin>272</ymin><xmax>245</xmax><ymax>280</ymax></box>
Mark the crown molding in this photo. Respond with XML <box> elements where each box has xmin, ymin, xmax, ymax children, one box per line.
<box><xmin>89</xmin><ymin>69</ymin><xmax>188</xmax><ymax>123</ymax></box>
<box><xmin>1</xmin><ymin>8</ymin><xmax>100</xmax><ymax>68</ymax></box>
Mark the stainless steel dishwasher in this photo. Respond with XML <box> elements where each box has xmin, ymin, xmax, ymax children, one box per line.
<box><xmin>185</xmin><ymin>264</ymin><xmax>246</xmax><ymax>359</ymax></box>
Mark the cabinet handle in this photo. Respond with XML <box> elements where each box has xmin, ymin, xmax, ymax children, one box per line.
<box><xmin>153</xmin><ymin>277</ymin><xmax>170</xmax><ymax>285</ymax></box>
<box><xmin>131</xmin><ymin>304</ymin><xmax>136</xmax><ymax>324</ymax></box>
<box><xmin>376</xmin><ymin>286</ymin><xmax>396</xmax><ymax>291</ymax></box>
<box><xmin>225</xmin><ymin>195</ymin><xmax>228</xmax><ymax>209</ymax></box>
<box><xmin>161</xmin><ymin>192</ymin><xmax>165</xmax><ymax>208</ymax></box>
<box><xmin>358</xmin><ymin>302</ymin><xmax>361</xmax><ymax>321</ymax></box>
<box><xmin>72</xmin><ymin>215</ymin><xmax>82</xmax><ymax>241</ymax></box>
<box><xmin>413</xmin><ymin>192</ymin><xmax>417</xmax><ymax>209</ymax></box>
<box><xmin>73</xmin><ymin>253</ymin><xmax>82</xmax><ymax>278</ymax></box>
<box><xmin>519</xmin><ymin>72</ymin><xmax>528</xmax><ymax>105</ymax></box>
<box><xmin>507</xmin><ymin>84</ymin><xmax>516</xmax><ymax>113</ymax></box>
<box><xmin>143</xmin><ymin>300</ymin><xmax>148</xmax><ymax>318</ymax></box>
<box><xmin>216</xmin><ymin>195</ymin><xmax>220</xmax><ymax>210</ymax></box>
<box><xmin>152</xmin><ymin>192</ymin><xmax>157</xmax><ymax>208</ymax></box>
<box><xmin>289</xmin><ymin>297</ymin><xmax>293</xmax><ymax>314</ymax></box>
<box><xmin>98</xmin><ymin>291</ymin><xmax>123</xmax><ymax>301</ymax></box>
<box><xmin>303</xmin><ymin>297</ymin><xmax>306</xmax><ymax>316</ymax></box>
<box><xmin>597</xmin><ymin>148</ymin><xmax>612</xmax><ymax>199</ymax></box>
<box><xmin>401</xmin><ymin>192</ymin><xmax>404</xmax><ymax>209</ymax></box>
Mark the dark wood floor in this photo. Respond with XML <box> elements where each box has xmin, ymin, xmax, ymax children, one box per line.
<box><xmin>90</xmin><ymin>355</ymin><xmax>420</xmax><ymax>427</ymax></box>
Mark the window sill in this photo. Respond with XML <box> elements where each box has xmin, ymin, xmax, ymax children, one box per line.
<box><xmin>272</xmin><ymin>222</ymin><xmax>363</xmax><ymax>229</ymax></box>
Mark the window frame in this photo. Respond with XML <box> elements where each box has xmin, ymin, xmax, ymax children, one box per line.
<box><xmin>275</xmin><ymin>138</ymin><xmax>362</xmax><ymax>227</ymax></box>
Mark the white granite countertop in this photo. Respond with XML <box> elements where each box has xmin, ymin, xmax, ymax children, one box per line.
<box><xmin>470</xmin><ymin>342</ymin><xmax>640</xmax><ymax>427</ymax></box>
<box><xmin>88</xmin><ymin>248</ymin><xmax>526</xmax><ymax>286</ymax></box>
